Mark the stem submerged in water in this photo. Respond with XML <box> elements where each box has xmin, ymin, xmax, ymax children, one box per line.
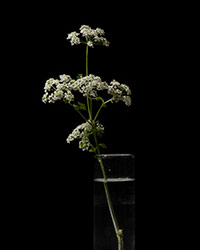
<box><xmin>94</xmin><ymin>134</ymin><xmax>124</xmax><ymax>250</ymax></box>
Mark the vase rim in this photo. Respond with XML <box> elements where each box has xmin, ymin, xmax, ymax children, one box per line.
<box><xmin>97</xmin><ymin>154</ymin><xmax>135</xmax><ymax>158</ymax></box>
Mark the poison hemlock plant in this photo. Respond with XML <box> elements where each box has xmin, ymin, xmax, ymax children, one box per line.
<box><xmin>42</xmin><ymin>25</ymin><xmax>132</xmax><ymax>250</ymax></box>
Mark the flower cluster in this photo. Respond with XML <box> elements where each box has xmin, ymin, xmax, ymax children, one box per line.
<box><xmin>42</xmin><ymin>75</ymin><xmax>75</xmax><ymax>104</ymax></box>
<box><xmin>73</xmin><ymin>74</ymin><xmax>108</xmax><ymax>98</ymax></box>
<box><xmin>67</xmin><ymin>32</ymin><xmax>80</xmax><ymax>46</ymax></box>
<box><xmin>67</xmin><ymin>25</ymin><xmax>110</xmax><ymax>47</ymax></box>
<box><xmin>108</xmin><ymin>80</ymin><xmax>132</xmax><ymax>106</ymax></box>
<box><xmin>42</xmin><ymin>25</ymin><xmax>132</xmax><ymax>154</ymax></box>
<box><xmin>66</xmin><ymin>121</ymin><xmax>104</xmax><ymax>151</ymax></box>
<box><xmin>42</xmin><ymin>74</ymin><xmax>131</xmax><ymax>106</ymax></box>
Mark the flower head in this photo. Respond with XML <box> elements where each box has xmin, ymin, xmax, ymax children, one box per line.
<box><xmin>67</xmin><ymin>32</ymin><xmax>80</xmax><ymax>45</ymax></box>
<box><xmin>67</xmin><ymin>25</ymin><xmax>110</xmax><ymax>48</ymax></box>
<box><xmin>107</xmin><ymin>80</ymin><xmax>132</xmax><ymax>106</ymax></box>
<box><xmin>43</xmin><ymin>25</ymin><xmax>132</xmax><ymax>150</ymax></box>
<box><xmin>42</xmin><ymin>74</ymin><xmax>131</xmax><ymax>106</ymax></box>
<box><xmin>87</xmin><ymin>41</ymin><xmax>94</xmax><ymax>48</ymax></box>
<box><xmin>42</xmin><ymin>75</ymin><xmax>74</xmax><ymax>104</ymax></box>
<box><xmin>66</xmin><ymin>121</ymin><xmax>105</xmax><ymax>151</ymax></box>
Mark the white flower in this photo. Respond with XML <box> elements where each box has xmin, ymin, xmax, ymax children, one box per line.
<box><xmin>93</xmin><ymin>36</ymin><xmax>110</xmax><ymax>46</ymax></box>
<box><xmin>72</xmin><ymin>74</ymin><xmax>109</xmax><ymax>97</ymax></box>
<box><xmin>66</xmin><ymin>122</ymin><xmax>93</xmax><ymax>151</ymax></box>
<box><xmin>42</xmin><ymin>74</ymin><xmax>131</xmax><ymax>106</ymax></box>
<box><xmin>67</xmin><ymin>32</ymin><xmax>80</xmax><ymax>45</ymax></box>
<box><xmin>123</xmin><ymin>96</ymin><xmax>132</xmax><ymax>106</ymax></box>
<box><xmin>56</xmin><ymin>83</ymin><xmax>64</xmax><ymax>90</ymax></box>
<box><xmin>54</xmin><ymin>89</ymin><xmax>64</xmax><ymax>100</ymax></box>
<box><xmin>64</xmin><ymin>91</ymin><xmax>74</xmax><ymax>103</ymax></box>
<box><xmin>66</xmin><ymin>121</ymin><xmax>105</xmax><ymax>151</ymax></box>
<box><xmin>80</xmin><ymin>25</ymin><xmax>93</xmax><ymax>37</ymax></box>
<box><xmin>44</xmin><ymin>78</ymin><xmax>58</xmax><ymax>92</ymax></box>
<box><xmin>96</xmin><ymin>122</ymin><xmax>104</xmax><ymax>135</ymax></box>
<box><xmin>107</xmin><ymin>80</ymin><xmax>132</xmax><ymax>105</ymax></box>
<box><xmin>42</xmin><ymin>93</ymin><xmax>48</xmax><ymax>103</ymax></box>
<box><xmin>47</xmin><ymin>93</ymin><xmax>56</xmax><ymax>103</ymax></box>
<box><xmin>95</xmin><ymin>28</ymin><xmax>105</xmax><ymax>36</ymax></box>
<box><xmin>87</xmin><ymin>41</ymin><xmax>94</xmax><ymax>48</ymax></box>
<box><xmin>59</xmin><ymin>74</ymin><xmax>72</xmax><ymax>83</ymax></box>
<box><xmin>67</xmin><ymin>25</ymin><xmax>110</xmax><ymax>47</ymax></box>
<box><xmin>43</xmin><ymin>25</ymin><xmax>133</xmax><ymax>154</ymax></box>
<box><xmin>79</xmin><ymin>137</ymin><xmax>90</xmax><ymax>151</ymax></box>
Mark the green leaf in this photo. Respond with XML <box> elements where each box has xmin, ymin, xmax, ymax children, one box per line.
<box><xmin>76</xmin><ymin>73</ymin><xmax>83</xmax><ymax>79</ymax></box>
<box><xmin>63</xmin><ymin>98</ymin><xmax>68</xmax><ymax>104</ymax></box>
<box><xmin>73</xmin><ymin>102</ymin><xmax>86</xmax><ymax>111</ymax></box>
<box><xmin>78</xmin><ymin>102</ymin><xmax>85</xmax><ymax>106</ymax></box>
<box><xmin>89</xmin><ymin>148</ymin><xmax>96</xmax><ymax>153</ymax></box>
<box><xmin>95</xmin><ymin>96</ymin><xmax>104</xmax><ymax>102</ymax></box>
<box><xmin>98</xmin><ymin>143</ymin><xmax>107</xmax><ymax>149</ymax></box>
<box><xmin>78</xmin><ymin>102</ymin><xmax>87</xmax><ymax>110</ymax></box>
<box><xmin>73</xmin><ymin>104</ymin><xmax>78</xmax><ymax>108</ymax></box>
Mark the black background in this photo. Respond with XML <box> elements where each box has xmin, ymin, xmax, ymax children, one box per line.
<box><xmin>30</xmin><ymin>10</ymin><xmax>138</xmax><ymax>248</ymax></box>
<box><xmin>2</xmin><ymin>2</ymin><xmax>194</xmax><ymax>249</ymax></box>
<box><xmin>4</xmin><ymin>3</ymin><xmax>146</xmax><ymax>249</ymax></box>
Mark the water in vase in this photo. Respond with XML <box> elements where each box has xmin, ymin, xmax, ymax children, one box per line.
<box><xmin>94</xmin><ymin>177</ymin><xmax>135</xmax><ymax>250</ymax></box>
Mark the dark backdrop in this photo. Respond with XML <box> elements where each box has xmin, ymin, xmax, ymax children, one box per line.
<box><xmin>4</xmin><ymin>3</ymin><xmax>188</xmax><ymax>249</ymax></box>
<box><xmin>31</xmin><ymin>24</ymin><xmax>136</xmax><ymax>249</ymax></box>
<box><xmin>8</xmin><ymin>4</ymin><xmax>142</xmax><ymax>249</ymax></box>
<box><xmin>31</xmin><ymin>19</ymin><xmax>137</xmax><ymax>155</ymax></box>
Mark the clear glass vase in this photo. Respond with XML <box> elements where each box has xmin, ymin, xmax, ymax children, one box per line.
<box><xmin>93</xmin><ymin>154</ymin><xmax>135</xmax><ymax>250</ymax></box>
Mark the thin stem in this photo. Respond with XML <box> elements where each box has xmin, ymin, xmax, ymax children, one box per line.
<box><xmin>93</xmin><ymin>133</ymin><xmax>124</xmax><ymax>250</ymax></box>
<box><xmin>86</xmin><ymin>95</ymin><xmax>92</xmax><ymax>120</ymax></box>
<box><xmin>94</xmin><ymin>103</ymin><xmax>103</xmax><ymax>121</ymax></box>
<box><xmin>68</xmin><ymin>102</ymin><xmax>87</xmax><ymax>122</ymax></box>
<box><xmin>85</xmin><ymin>38</ymin><xmax>123</xmax><ymax>249</ymax></box>
<box><xmin>90</xmin><ymin>98</ymin><xmax>92</xmax><ymax>118</ymax></box>
<box><xmin>94</xmin><ymin>98</ymin><xmax>113</xmax><ymax>121</ymax></box>
<box><xmin>86</xmin><ymin>45</ymin><xmax>89</xmax><ymax>76</ymax></box>
<box><xmin>97</xmin><ymin>156</ymin><xmax>120</xmax><ymax>233</ymax></box>
<box><xmin>104</xmin><ymin>98</ymin><xmax>114</xmax><ymax>105</ymax></box>
<box><xmin>85</xmin><ymin>44</ymin><xmax>93</xmax><ymax>120</ymax></box>
<box><xmin>76</xmin><ymin>108</ymin><xmax>87</xmax><ymax>122</ymax></box>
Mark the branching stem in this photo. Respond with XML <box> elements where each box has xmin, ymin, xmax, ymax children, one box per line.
<box><xmin>73</xmin><ymin>39</ymin><xmax>124</xmax><ymax>250</ymax></box>
<box><xmin>94</xmin><ymin>98</ymin><xmax>113</xmax><ymax>121</ymax></box>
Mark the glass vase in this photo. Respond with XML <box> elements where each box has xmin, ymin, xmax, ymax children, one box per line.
<box><xmin>93</xmin><ymin>154</ymin><xmax>135</xmax><ymax>250</ymax></box>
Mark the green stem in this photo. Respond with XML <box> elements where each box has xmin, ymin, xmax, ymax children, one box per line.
<box><xmin>86</xmin><ymin>45</ymin><xmax>89</xmax><ymax>76</ymax></box>
<box><xmin>76</xmin><ymin>108</ymin><xmax>87</xmax><ymax>122</ymax></box>
<box><xmin>85</xmin><ymin>44</ymin><xmax>93</xmax><ymax>120</ymax></box>
<box><xmin>93</xmin><ymin>133</ymin><xmax>124</xmax><ymax>250</ymax></box>
<box><xmin>67</xmin><ymin>102</ymin><xmax>87</xmax><ymax>121</ymax></box>
<box><xmin>85</xmin><ymin>38</ymin><xmax>123</xmax><ymax>248</ymax></box>
<box><xmin>90</xmin><ymin>98</ymin><xmax>92</xmax><ymax>119</ymax></box>
<box><xmin>87</xmin><ymin>96</ymin><xmax>92</xmax><ymax>120</ymax></box>
<box><xmin>94</xmin><ymin>98</ymin><xmax>113</xmax><ymax>121</ymax></box>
